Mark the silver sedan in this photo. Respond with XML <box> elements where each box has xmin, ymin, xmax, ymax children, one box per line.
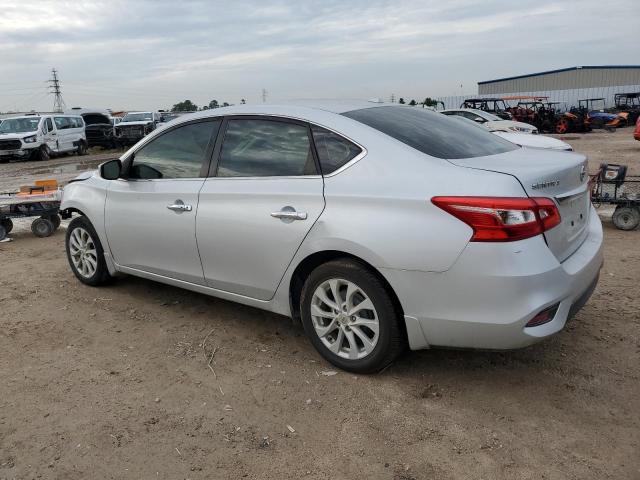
<box><xmin>61</xmin><ymin>102</ymin><xmax>603</xmax><ymax>373</ymax></box>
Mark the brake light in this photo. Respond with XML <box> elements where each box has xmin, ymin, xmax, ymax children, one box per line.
<box><xmin>431</xmin><ymin>196</ymin><xmax>561</xmax><ymax>242</ymax></box>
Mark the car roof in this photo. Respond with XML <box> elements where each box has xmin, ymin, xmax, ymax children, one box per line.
<box><xmin>162</xmin><ymin>101</ymin><xmax>400</xmax><ymax>125</ymax></box>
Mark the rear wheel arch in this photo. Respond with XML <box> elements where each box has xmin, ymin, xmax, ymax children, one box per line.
<box><xmin>289</xmin><ymin>250</ymin><xmax>406</xmax><ymax>335</ymax></box>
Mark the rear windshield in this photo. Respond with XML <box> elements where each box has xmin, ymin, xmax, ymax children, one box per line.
<box><xmin>342</xmin><ymin>106</ymin><xmax>518</xmax><ymax>159</ymax></box>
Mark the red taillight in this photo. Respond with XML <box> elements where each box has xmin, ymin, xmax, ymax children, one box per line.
<box><xmin>431</xmin><ymin>196</ymin><xmax>561</xmax><ymax>242</ymax></box>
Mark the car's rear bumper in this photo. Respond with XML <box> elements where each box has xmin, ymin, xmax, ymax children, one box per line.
<box><xmin>381</xmin><ymin>205</ymin><xmax>604</xmax><ymax>350</ymax></box>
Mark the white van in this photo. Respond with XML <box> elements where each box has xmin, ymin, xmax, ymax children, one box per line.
<box><xmin>0</xmin><ymin>114</ymin><xmax>88</xmax><ymax>162</ymax></box>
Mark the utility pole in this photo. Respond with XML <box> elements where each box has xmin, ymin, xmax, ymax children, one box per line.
<box><xmin>390</xmin><ymin>93</ymin><xmax>395</xmax><ymax>103</ymax></box>
<box><xmin>261</xmin><ymin>88</ymin><xmax>268</xmax><ymax>103</ymax></box>
<box><xmin>48</xmin><ymin>68</ymin><xmax>66</xmax><ymax>113</ymax></box>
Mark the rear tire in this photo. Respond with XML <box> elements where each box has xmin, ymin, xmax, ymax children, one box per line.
<box><xmin>612</xmin><ymin>206</ymin><xmax>640</xmax><ymax>230</ymax></box>
<box><xmin>300</xmin><ymin>259</ymin><xmax>405</xmax><ymax>373</ymax></box>
<box><xmin>31</xmin><ymin>217</ymin><xmax>54</xmax><ymax>237</ymax></box>
<box><xmin>77</xmin><ymin>141</ymin><xmax>88</xmax><ymax>156</ymax></box>
<box><xmin>65</xmin><ymin>216</ymin><xmax>112</xmax><ymax>286</ymax></box>
<box><xmin>42</xmin><ymin>214</ymin><xmax>61</xmax><ymax>230</ymax></box>
<box><xmin>1</xmin><ymin>218</ymin><xmax>13</xmax><ymax>234</ymax></box>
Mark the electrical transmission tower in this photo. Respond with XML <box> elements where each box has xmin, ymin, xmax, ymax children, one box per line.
<box><xmin>262</xmin><ymin>88</ymin><xmax>268</xmax><ymax>103</ymax></box>
<box><xmin>390</xmin><ymin>93</ymin><xmax>396</xmax><ymax>103</ymax></box>
<box><xmin>48</xmin><ymin>68</ymin><xmax>66</xmax><ymax>113</ymax></box>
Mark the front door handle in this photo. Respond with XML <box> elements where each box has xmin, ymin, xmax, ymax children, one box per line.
<box><xmin>271</xmin><ymin>208</ymin><xmax>307</xmax><ymax>221</ymax></box>
<box><xmin>167</xmin><ymin>200</ymin><xmax>192</xmax><ymax>212</ymax></box>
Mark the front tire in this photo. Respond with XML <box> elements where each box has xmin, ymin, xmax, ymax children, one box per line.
<box><xmin>65</xmin><ymin>216</ymin><xmax>111</xmax><ymax>286</ymax></box>
<box><xmin>1</xmin><ymin>218</ymin><xmax>13</xmax><ymax>234</ymax></box>
<box><xmin>300</xmin><ymin>259</ymin><xmax>404</xmax><ymax>373</ymax></box>
<box><xmin>31</xmin><ymin>217</ymin><xmax>54</xmax><ymax>237</ymax></box>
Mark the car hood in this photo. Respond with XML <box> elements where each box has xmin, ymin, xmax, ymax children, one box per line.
<box><xmin>487</xmin><ymin>120</ymin><xmax>537</xmax><ymax>132</ymax></box>
<box><xmin>117</xmin><ymin>121</ymin><xmax>152</xmax><ymax>127</ymax></box>
<box><xmin>492</xmin><ymin>131</ymin><xmax>572</xmax><ymax>150</ymax></box>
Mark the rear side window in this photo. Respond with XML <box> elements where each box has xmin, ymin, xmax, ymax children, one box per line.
<box><xmin>54</xmin><ymin>117</ymin><xmax>71</xmax><ymax>130</ymax></box>
<box><xmin>217</xmin><ymin>119</ymin><xmax>316</xmax><ymax>177</ymax></box>
<box><xmin>342</xmin><ymin>106</ymin><xmax>517</xmax><ymax>159</ymax></box>
<box><xmin>311</xmin><ymin>126</ymin><xmax>362</xmax><ymax>174</ymax></box>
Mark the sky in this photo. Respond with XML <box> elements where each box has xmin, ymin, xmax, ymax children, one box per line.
<box><xmin>0</xmin><ymin>0</ymin><xmax>637</xmax><ymax>112</ymax></box>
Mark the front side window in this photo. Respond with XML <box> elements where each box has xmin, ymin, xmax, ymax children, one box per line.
<box><xmin>217</xmin><ymin>119</ymin><xmax>316</xmax><ymax>177</ymax></box>
<box><xmin>311</xmin><ymin>126</ymin><xmax>362</xmax><ymax>174</ymax></box>
<box><xmin>129</xmin><ymin>120</ymin><xmax>219</xmax><ymax>179</ymax></box>
<box><xmin>342</xmin><ymin>106</ymin><xmax>517</xmax><ymax>160</ymax></box>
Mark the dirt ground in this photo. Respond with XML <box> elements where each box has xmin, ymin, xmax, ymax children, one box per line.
<box><xmin>1</xmin><ymin>130</ymin><xmax>639</xmax><ymax>479</ymax></box>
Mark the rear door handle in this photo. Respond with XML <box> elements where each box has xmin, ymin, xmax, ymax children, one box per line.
<box><xmin>167</xmin><ymin>201</ymin><xmax>192</xmax><ymax>212</ymax></box>
<box><xmin>271</xmin><ymin>208</ymin><xmax>307</xmax><ymax>221</ymax></box>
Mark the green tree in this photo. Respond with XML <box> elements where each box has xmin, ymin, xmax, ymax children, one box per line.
<box><xmin>222</xmin><ymin>102</ymin><xmax>230</xmax><ymax>107</ymax></box>
<box><xmin>398</xmin><ymin>97</ymin><xmax>405</xmax><ymax>104</ymax></box>
<box><xmin>209</xmin><ymin>99</ymin><xmax>219</xmax><ymax>109</ymax></box>
<box><xmin>171</xmin><ymin>99</ymin><xmax>198</xmax><ymax>112</ymax></box>
<box><xmin>409</xmin><ymin>99</ymin><xmax>417</xmax><ymax>106</ymax></box>
<box><xmin>422</xmin><ymin>97</ymin><xmax>439</xmax><ymax>108</ymax></box>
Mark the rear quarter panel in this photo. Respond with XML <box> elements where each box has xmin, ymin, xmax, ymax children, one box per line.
<box><xmin>308</xmin><ymin>139</ymin><xmax>529</xmax><ymax>272</ymax></box>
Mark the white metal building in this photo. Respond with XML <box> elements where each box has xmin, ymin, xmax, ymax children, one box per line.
<box><xmin>437</xmin><ymin>65</ymin><xmax>640</xmax><ymax>110</ymax></box>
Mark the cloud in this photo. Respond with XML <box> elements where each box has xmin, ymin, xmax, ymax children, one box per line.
<box><xmin>0</xmin><ymin>0</ymin><xmax>637</xmax><ymax>111</ymax></box>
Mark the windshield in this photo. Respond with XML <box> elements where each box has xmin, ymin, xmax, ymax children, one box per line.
<box><xmin>478</xmin><ymin>111</ymin><xmax>502</xmax><ymax>121</ymax></box>
<box><xmin>342</xmin><ymin>106</ymin><xmax>517</xmax><ymax>159</ymax></box>
<box><xmin>0</xmin><ymin>117</ymin><xmax>41</xmax><ymax>134</ymax></box>
<box><xmin>122</xmin><ymin>112</ymin><xmax>153</xmax><ymax>122</ymax></box>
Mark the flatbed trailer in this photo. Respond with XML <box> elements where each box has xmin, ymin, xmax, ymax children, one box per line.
<box><xmin>591</xmin><ymin>164</ymin><xmax>640</xmax><ymax>230</ymax></box>
<box><xmin>0</xmin><ymin>180</ymin><xmax>62</xmax><ymax>240</ymax></box>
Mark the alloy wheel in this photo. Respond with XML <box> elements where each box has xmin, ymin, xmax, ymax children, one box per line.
<box><xmin>310</xmin><ymin>278</ymin><xmax>380</xmax><ymax>360</ymax></box>
<box><xmin>68</xmin><ymin>227</ymin><xmax>98</xmax><ymax>278</ymax></box>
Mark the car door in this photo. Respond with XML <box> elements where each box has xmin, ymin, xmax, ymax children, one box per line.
<box><xmin>53</xmin><ymin>117</ymin><xmax>72</xmax><ymax>152</ymax></box>
<box><xmin>197</xmin><ymin>116</ymin><xmax>325</xmax><ymax>300</ymax></box>
<box><xmin>104</xmin><ymin>119</ymin><xmax>221</xmax><ymax>285</ymax></box>
<box><xmin>42</xmin><ymin>117</ymin><xmax>57</xmax><ymax>151</ymax></box>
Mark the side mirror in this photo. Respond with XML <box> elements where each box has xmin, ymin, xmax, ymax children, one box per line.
<box><xmin>100</xmin><ymin>159</ymin><xmax>122</xmax><ymax>180</ymax></box>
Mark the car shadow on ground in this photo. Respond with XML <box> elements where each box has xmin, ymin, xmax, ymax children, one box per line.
<box><xmin>109</xmin><ymin>271</ymin><xmax>570</xmax><ymax>384</ymax></box>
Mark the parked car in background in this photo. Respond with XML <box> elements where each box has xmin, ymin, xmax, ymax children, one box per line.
<box><xmin>61</xmin><ymin>102</ymin><xmax>602</xmax><ymax>373</ymax></box>
<box><xmin>114</xmin><ymin>111</ymin><xmax>161</xmax><ymax>145</ymax></box>
<box><xmin>0</xmin><ymin>113</ymin><xmax>87</xmax><ymax>162</ymax></box>
<box><xmin>66</xmin><ymin>108</ymin><xmax>116</xmax><ymax>149</ymax></box>
<box><xmin>448</xmin><ymin>115</ymin><xmax>572</xmax><ymax>150</ymax></box>
<box><xmin>634</xmin><ymin>117</ymin><xmax>640</xmax><ymax>141</ymax></box>
<box><xmin>442</xmin><ymin>108</ymin><xmax>538</xmax><ymax>134</ymax></box>
<box><xmin>460</xmin><ymin>98</ymin><xmax>512</xmax><ymax>119</ymax></box>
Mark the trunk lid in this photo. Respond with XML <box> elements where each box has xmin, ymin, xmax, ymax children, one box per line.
<box><xmin>448</xmin><ymin>148</ymin><xmax>590</xmax><ymax>262</ymax></box>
